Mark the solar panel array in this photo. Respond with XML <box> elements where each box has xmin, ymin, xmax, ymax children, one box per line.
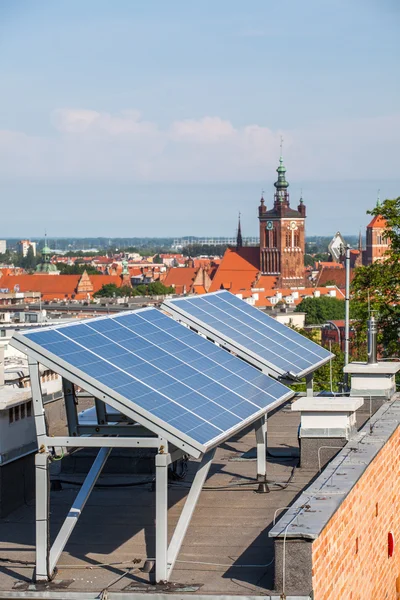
<box><xmin>20</xmin><ymin>308</ymin><xmax>292</xmax><ymax>451</ymax></box>
<box><xmin>163</xmin><ymin>291</ymin><xmax>332</xmax><ymax>378</ymax></box>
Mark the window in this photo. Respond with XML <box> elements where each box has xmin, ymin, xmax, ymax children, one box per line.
<box><xmin>0</xmin><ymin>330</ymin><xmax>5</xmax><ymax>337</ymax></box>
<box><xmin>294</xmin><ymin>232</ymin><xmax>300</xmax><ymax>247</ymax></box>
<box><xmin>21</xmin><ymin>404</ymin><xmax>25</xmax><ymax>419</ymax></box>
<box><xmin>27</xmin><ymin>401</ymin><xmax>32</xmax><ymax>417</ymax></box>
<box><xmin>14</xmin><ymin>405</ymin><xmax>20</xmax><ymax>421</ymax></box>
<box><xmin>9</xmin><ymin>408</ymin><xmax>14</xmax><ymax>424</ymax></box>
<box><xmin>285</xmin><ymin>232</ymin><xmax>291</xmax><ymax>247</ymax></box>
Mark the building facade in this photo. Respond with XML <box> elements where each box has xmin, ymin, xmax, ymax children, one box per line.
<box><xmin>258</xmin><ymin>156</ymin><xmax>306</xmax><ymax>288</ymax></box>
<box><xmin>18</xmin><ymin>240</ymin><xmax>36</xmax><ymax>258</ymax></box>
<box><xmin>365</xmin><ymin>213</ymin><xmax>389</xmax><ymax>265</ymax></box>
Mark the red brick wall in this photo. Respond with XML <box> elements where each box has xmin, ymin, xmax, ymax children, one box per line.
<box><xmin>312</xmin><ymin>426</ymin><xmax>400</xmax><ymax>600</ymax></box>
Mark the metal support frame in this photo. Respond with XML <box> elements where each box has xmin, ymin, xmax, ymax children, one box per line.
<box><xmin>166</xmin><ymin>449</ymin><xmax>215</xmax><ymax>577</ymax></box>
<box><xmin>254</xmin><ymin>416</ymin><xmax>269</xmax><ymax>493</ymax></box>
<box><xmin>95</xmin><ymin>398</ymin><xmax>107</xmax><ymax>425</ymax></box>
<box><xmin>35</xmin><ymin>451</ymin><xmax>51</xmax><ymax>581</ymax></box>
<box><xmin>62</xmin><ymin>378</ymin><xmax>79</xmax><ymax>437</ymax></box>
<box><xmin>155</xmin><ymin>448</ymin><xmax>215</xmax><ymax>582</ymax></box>
<box><xmin>344</xmin><ymin>244</ymin><xmax>351</xmax><ymax>390</ymax></box>
<box><xmin>255</xmin><ymin>415</ymin><xmax>267</xmax><ymax>479</ymax></box>
<box><xmin>305</xmin><ymin>373</ymin><xmax>314</xmax><ymax>397</ymax></box>
<box><xmin>155</xmin><ymin>450</ymin><xmax>170</xmax><ymax>582</ymax></box>
<box><xmin>28</xmin><ymin>356</ymin><xmax>204</xmax><ymax>583</ymax></box>
<box><xmin>49</xmin><ymin>447</ymin><xmax>111</xmax><ymax>574</ymax></box>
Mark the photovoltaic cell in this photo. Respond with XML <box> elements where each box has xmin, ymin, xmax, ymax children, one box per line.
<box><xmin>163</xmin><ymin>291</ymin><xmax>332</xmax><ymax>377</ymax></box>
<box><xmin>17</xmin><ymin>308</ymin><xmax>292</xmax><ymax>452</ymax></box>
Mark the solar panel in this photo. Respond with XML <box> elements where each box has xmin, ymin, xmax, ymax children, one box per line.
<box><xmin>14</xmin><ymin>308</ymin><xmax>293</xmax><ymax>455</ymax></box>
<box><xmin>163</xmin><ymin>291</ymin><xmax>333</xmax><ymax>379</ymax></box>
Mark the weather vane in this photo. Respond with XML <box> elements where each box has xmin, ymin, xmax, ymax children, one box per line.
<box><xmin>280</xmin><ymin>135</ymin><xmax>283</xmax><ymax>156</ymax></box>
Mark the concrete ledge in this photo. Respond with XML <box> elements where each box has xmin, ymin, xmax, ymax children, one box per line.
<box><xmin>270</xmin><ymin>394</ymin><xmax>400</xmax><ymax>542</ymax></box>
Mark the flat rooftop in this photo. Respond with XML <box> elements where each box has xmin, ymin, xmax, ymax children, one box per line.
<box><xmin>0</xmin><ymin>399</ymin><xmax>373</xmax><ymax>597</ymax></box>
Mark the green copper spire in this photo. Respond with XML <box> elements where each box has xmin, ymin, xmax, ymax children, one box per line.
<box><xmin>122</xmin><ymin>258</ymin><xmax>129</xmax><ymax>276</ymax></box>
<box><xmin>36</xmin><ymin>234</ymin><xmax>58</xmax><ymax>273</ymax></box>
<box><xmin>274</xmin><ymin>156</ymin><xmax>289</xmax><ymax>192</ymax></box>
<box><xmin>376</xmin><ymin>189</ymin><xmax>381</xmax><ymax>208</ymax></box>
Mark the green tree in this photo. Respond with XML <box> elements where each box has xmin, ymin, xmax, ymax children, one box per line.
<box><xmin>93</xmin><ymin>284</ymin><xmax>121</xmax><ymax>298</ymax></box>
<box><xmin>304</xmin><ymin>254</ymin><xmax>315</xmax><ymax>267</ymax></box>
<box><xmin>352</xmin><ymin>196</ymin><xmax>400</xmax><ymax>357</ymax></box>
<box><xmin>290</xmin><ymin>328</ymin><xmax>346</xmax><ymax>393</ymax></box>
<box><xmin>153</xmin><ymin>254</ymin><xmax>163</xmax><ymax>264</ymax></box>
<box><xmin>22</xmin><ymin>246</ymin><xmax>38</xmax><ymax>271</ymax></box>
<box><xmin>295</xmin><ymin>296</ymin><xmax>345</xmax><ymax>325</ymax></box>
<box><xmin>56</xmin><ymin>263</ymin><xmax>101</xmax><ymax>275</ymax></box>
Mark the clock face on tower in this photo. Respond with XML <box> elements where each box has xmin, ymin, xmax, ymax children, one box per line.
<box><xmin>266</xmin><ymin>221</ymin><xmax>273</xmax><ymax>230</ymax></box>
<box><xmin>289</xmin><ymin>221</ymin><xmax>298</xmax><ymax>231</ymax></box>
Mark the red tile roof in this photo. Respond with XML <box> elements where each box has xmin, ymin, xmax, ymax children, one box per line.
<box><xmin>163</xmin><ymin>268</ymin><xmax>198</xmax><ymax>295</ymax></box>
<box><xmin>209</xmin><ymin>247</ymin><xmax>260</xmax><ymax>294</ymax></box>
<box><xmin>367</xmin><ymin>214</ymin><xmax>387</xmax><ymax>228</ymax></box>
<box><xmin>315</xmin><ymin>267</ymin><xmax>354</xmax><ymax>289</ymax></box>
<box><xmin>0</xmin><ymin>274</ymin><xmax>123</xmax><ymax>300</ymax></box>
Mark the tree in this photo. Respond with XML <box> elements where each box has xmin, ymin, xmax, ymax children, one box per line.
<box><xmin>22</xmin><ymin>246</ymin><xmax>38</xmax><ymax>271</ymax></box>
<box><xmin>352</xmin><ymin>196</ymin><xmax>400</xmax><ymax>357</ymax></box>
<box><xmin>93</xmin><ymin>284</ymin><xmax>121</xmax><ymax>298</ymax></box>
<box><xmin>295</xmin><ymin>296</ymin><xmax>345</xmax><ymax>325</ymax></box>
<box><xmin>290</xmin><ymin>328</ymin><xmax>346</xmax><ymax>393</ymax></box>
<box><xmin>153</xmin><ymin>254</ymin><xmax>163</xmax><ymax>264</ymax></box>
<box><xmin>56</xmin><ymin>263</ymin><xmax>101</xmax><ymax>275</ymax></box>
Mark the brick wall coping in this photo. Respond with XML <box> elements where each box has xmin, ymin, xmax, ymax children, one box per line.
<box><xmin>269</xmin><ymin>395</ymin><xmax>400</xmax><ymax>540</ymax></box>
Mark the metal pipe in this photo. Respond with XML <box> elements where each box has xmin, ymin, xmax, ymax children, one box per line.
<box><xmin>344</xmin><ymin>246</ymin><xmax>351</xmax><ymax>390</ymax></box>
<box><xmin>367</xmin><ymin>313</ymin><xmax>378</xmax><ymax>364</ymax></box>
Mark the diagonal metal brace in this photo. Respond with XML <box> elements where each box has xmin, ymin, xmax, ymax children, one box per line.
<box><xmin>166</xmin><ymin>449</ymin><xmax>215</xmax><ymax>577</ymax></box>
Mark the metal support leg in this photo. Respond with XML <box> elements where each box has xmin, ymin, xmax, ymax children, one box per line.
<box><xmin>63</xmin><ymin>379</ymin><xmax>79</xmax><ymax>436</ymax></box>
<box><xmin>306</xmin><ymin>373</ymin><xmax>314</xmax><ymax>397</ymax></box>
<box><xmin>95</xmin><ymin>399</ymin><xmax>107</xmax><ymax>425</ymax></box>
<box><xmin>35</xmin><ymin>451</ymin><xmax>51</xmax><ymax>581</ymax></box>
<box><xmin>28</xmin><ymin>359</ymin><xmax>47</xmax><ymax>445</ymax></box>
<box><xmin>155</xmin><ymin>452</ymin><xmax>170</xmax><ymax>583</ymax></box>
<box><xmin>167</xmin><ymin>449</ymin><xmax>215</xmax><ymax>577</ymax></box>
<box><xmin>49</xmin><ymin>447</ymin><xmax>111</xmax><ymax>573</ymax></box>
<box><xmin>255</xmin><ymin>416</ymin><xmax>269</xmax><ymax>493</ymax></box>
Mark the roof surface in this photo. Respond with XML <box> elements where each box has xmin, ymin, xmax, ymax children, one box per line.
<box><xmin>209</xmin><ymin>247</ymin><xmax>260</xmax><ymax>294</ymax></box>
<box><xmin>367</xmin><ymin>214</ymin><xmax>387</xmax><ymax>228</ymax></box>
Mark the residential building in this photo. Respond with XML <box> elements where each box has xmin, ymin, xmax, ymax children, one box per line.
<box><xmin>17</xmin><ymin>240</ymin><xmax>36</xmax><ymax>257</ymax></box>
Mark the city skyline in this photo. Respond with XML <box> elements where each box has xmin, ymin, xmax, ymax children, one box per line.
<box><xmin>0</xmin><ymin>0</ymin><xmax>399</xmax><ymax>236</ymax></box>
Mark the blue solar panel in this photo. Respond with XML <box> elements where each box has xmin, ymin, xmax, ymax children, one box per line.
<box><xmin>19</xmin><ymin>308</ymin><xmax>292</xmax><ymax>451</ymax></box>
<box><xmin>163</xmin><ymin>291</ymin><xmax>332</xmax><ymax>377</ymax></box>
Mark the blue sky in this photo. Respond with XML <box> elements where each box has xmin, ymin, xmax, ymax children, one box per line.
<box><xmin>0</xmin><ymin>0</ymin><xmax>399</xmax><ymax>238</ymax></box>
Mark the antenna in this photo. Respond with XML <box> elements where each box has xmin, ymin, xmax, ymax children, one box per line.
<box><xmin>280</xmin><ymin>135</ymin><xmax>284</xmax><ymax>157</ymax></box>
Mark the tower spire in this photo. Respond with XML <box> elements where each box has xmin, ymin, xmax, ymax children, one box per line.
<box><xmin>376</xmin><ymin>189</ymin><xmax>381</xmax><ymax>208</ymax></box>
<box><xmin>358</xmin><ymin>229</ymin><xmax>362</xmax><ymax>252</ymax></box>
<box><xmin>236</xmin><ymin>212</ymin><xmax>243</xmax><ymax>250</ymax></box>
<box><xmin>274</xmin><ymin>137</ymin><xmax>289</xmax><ymax>204</ymax></box>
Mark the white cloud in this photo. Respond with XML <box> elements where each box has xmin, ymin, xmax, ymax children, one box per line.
<box><xmin>0</xmin><ymin>108</ymin><xmax>399</xmax><ymax>183</ymax></box>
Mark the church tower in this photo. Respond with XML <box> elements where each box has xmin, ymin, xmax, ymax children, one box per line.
<box><xmin>365</xmin><ymin>194</ymin><xmax>389</xmax><ymax>265</ymax></box>
<box><xmin>258</xmin><ymin>150</ymin><xmax>306</xmax><ymax>288</ymax></box>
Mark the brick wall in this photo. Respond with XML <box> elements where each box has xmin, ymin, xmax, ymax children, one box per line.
<box><xmin>312</xmin><ymin>425</ymin><xmax>400</xmax><ymax>600</ymax></box>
